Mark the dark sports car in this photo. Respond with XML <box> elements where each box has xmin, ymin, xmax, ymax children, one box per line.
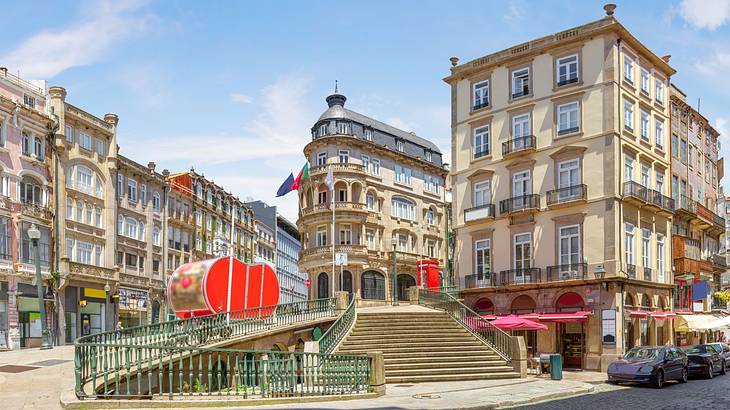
<box><xmin>681</xmin><ymin>344</ymin><xmax>727</xmax><ymax>378</ymax></box>
<box><xmin>607</xmin><ymin>346</ymin><xmax>688</xmax><ymax>388</ymax></box>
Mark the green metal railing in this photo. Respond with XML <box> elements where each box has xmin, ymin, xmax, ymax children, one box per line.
<box><xmin>319</xmin><ymin>294</ymin><xmax>356</xmax><ymax>354</ymax></box>
<box><xmin>419</xmin><ymin>289</ymin><xmax>512</xmax><ymax>362</ymax></box>
<box><xmin>75</xmin><ymin>344</ymin><xmax>370</xmax><ymax>399</ymax></box>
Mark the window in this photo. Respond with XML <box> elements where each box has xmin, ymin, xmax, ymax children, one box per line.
<box><xmin>95</xmin><ymin>206</ymin><xmax>102</xmax><ymax>227</ymax></box>
<box><xmin>337</xmin><ymin>122</ymin><xmax>350</xmax><ymax>134</ymax></box>
<box><xmin>318</xmin><ymin>123</ymin><xmax>328</xmax><ymax>137</ymax></box>
<box><xmin>396</xmin><ymin>139</ymin><xmax>404</xmax><ymax>152</ymax></box>
<box><xmin>361</xmin><ymin>154</ymin><xmax>370</xmax><ymax>173</ymax></box>
<box><xmin>66</xmin><ymin>198</ymin><xmax>73</xmax><ymax>219</ymax></box>
<box><xmin>425</xmin><ymin>151</ymin><xmax>432</xmax><ymax>162</ymax></box>
<box><xmin>76</xmin><ymin>199</ymin><xmax>83</xmax><ymax>221</ymax></box>
<box><xmin>640</xmin><ymin>67</ymin><xmax>650</xmax><ymax>94</ymax></box>
<box><xmin>139</xmin><ymin>221</ymin><xmax>145</xmax><ymax>241</ymax></box>
<box><xmin>624</xmin><ymin>54</ymin><xmax>634</xmax><ymax>83</ymax></box>
<box><xmin>153</xmin><ymin>192</ymin><xmax>161</xmax><ymax>211</ymax></box>
<box><xmin>657</xmin><ymin>234</ymin><xmax>665</xmax><ymax>282</ymax></box>
<box><xmin>625</xmin><ymin>223</ymin><xmax>635</xmax><ymax>266</ymax></box>
<box><xmin>338</xmin><ymin>224</ymin><xmax>352</xmax><ymax>245</ymax></box>
<box><xmin>655</xmin><ymin>172</ymin><xmax>664</xmax><ymax>194</ymax></box>
<box><xmin>640</xmin><ymin>111</ymin><xmax>649</xmax><ymax>140</ymax></box>
<box><xmin>513</xmin><ymin>233</ymin><xmax>532</xmax><ymax>275</ymax></box>
<box><xmin>558</xmin><ymin>159</ymin><xmax>580</xmax><ymax>200</ymax></box>
<box><xmin>473</xmin><ymin>125</ymin><xmax>490</xmax><ymax>158</ymax></box>
<box><xmin>641</xmin><ymin>228</ymin><xmax>650</xmax><ymax>269</ymax></box>
<box><xmin>624</xmin><ymin>154</ymin><xmax>634</xmax><ymax>182</ymax></box>
<box><xmin>426</xmin><ymin>209</ymin><xmax>435</xmax><ymax>225</ymax></box>
<box><xmin>671</xmin><ymin>134</ymin><xmax>679</xmax><ymax>158</ymax></box>
<box><xmin>557</xmin><ymin>102</ymin><xmax>579</xmax><ymax>135</ymax></box>
<box><xmin>364</xmin><ymin>128</ymin><xmax>373</xmax><ymax>141</ymax></box>
<box><xmin>424</xmin><ymin>174</ymin><xmax>440</xmax><ymax>194</ymax></box>
<box><xmin>23</xmin><ymin>94</ymin><xmax>36</xmax><ymax>108</ymax></box>
<box><xmin>96</xmin><ymin>139</ymin><xmax>105</xmax><ymax>157</ymax></box>
<box><xmin>79</xmin><ymin>132</ymin><xmax>92</xmax><ymax>150</ymax></box>
<box><xmin>117</xmin><ymin>174</ymin><xmax>123</xmax><ymax>195</ymax></box>
<box><xmin>680</xmin><ymin>139</ymin><xmax>687</xmax><ymax>163</ymax></box>
<box><xmin>427</xmin><ymin>239</ymin><xmax>436</xmax><ymax>258</ymax></box>
<box><xmin>67</xmin><ymin>239</ymin><xmax>74</xmax><ymax>259</ymax></box>
<box><xmin>641</xmin><ymin>163</ymin><xmax>650</xmax><ymax>187</ymax></box>
<box><xmin>76</xmin><ymin>241</ymin><xmax>93</xmax><ymax>265</ymax></box>
<box><xmin>556</xmin><ymin>54</ymin><xmax>578</xmax><ymax>85</ymax></box>
<box><xmin>655</xmin><ymin>78</ymin><xmax>665</xmax><ymax>103</ymax></box>
<box><xmin>511</xmin><ymin>67</ymin><xmax>530</xmax><ymax>98</ymax></box>
<box><xmin>473</xmin><ymin>80</ymin><xmax>489</xmax><ymax>109</ymax></box>
<box><xmin>94</xmin><ymin>245</ymin><xmax>103</xmax><ymax>266</ymax></box>
<box><xmin>65</xmin><ymin>125</ymin><xmax>73</xmax><ymax>143</ymax></box>
<box><xmin>318</xmin><ymin>190</ymin><xmax>327</xmax><ymax>204</ymax></box>
<box><xmin>33</xmin><ymin>136</ymin><xmax>44</xmax><ymax>160</ymax></box>
<box><xmin>366</xmin><ymin>229</ymin><xmax>375</xmax><ymax>250</ymax></box>
<box><xmin>474</xmin><ymin>180</ymin><xmax>491</xmax><ymax>207</ymax></box>
<box><xmin>20</xmin><ymin>177</ymin><xmax>45</xmax><ymax>206</ymax></box>
<box><xmin>391</xmin><ymin>197</ymin><xmax>415</xmax><ymax>220</ymax></box>
<box><xmin>394</xmin><ymin>165</ymin><xmax>412</xmax><ymax>185</ymax></box>
<box><xmin>689</xmin><ymin>145</ymin><xmax>694</xmax><ymax>168</ymax></box>
<box><xmin>126</xmin><ymin>218</ymin><xmax>138</xmax><ymax>238</ymax></box>
<box><xmin>397</xmin><ymin>234</ymin><xmax>409</xmax><ymax>252</ymax></box>
<box><xmin>512</xmin><ymin>113</ymin><xmax>531</xmax><ymax>141</ymax></box>
<box><xmin>338</xmin><ymin>150</ymin><xmax>349</xmax><ymax>164</ymax></box>
<box><xmin>623</xmin><ymin>101</ymin><xmax>634</xmax><ymax>131</ymax></box>
<box><xmin>125</xmin><ymin>253</ymin><xmax>138</xmax><ymax>269</ymax></box>
<box><xmin>512</xmin><ymin>170</ymin><xmax>532</xmax><ymax>209</ymax></box>
<box><xmin>316</xmin><ymin>226</ymin><xmax>327</xmax><ymax>247</ymax></box>
<box><xmin>655</xmin><ymin>119</ymin><xmax>664</xmax><ymax>149</ymax></box>
<box><xmin>22</xmin><ymin>131</ymin><xmax>31</xmax><ymax>156</ymax></box>
<box><xmin>85</xmin><ymin>202</ymin><xmax>92</xmax><ymax>224</ymax></box>
<box><xmin>338</xmin><ymin>188</ymin><xmax>347</xmax><ymax>202</ymax></box>
<box><xmin>366</xmin><ymin>193</ymin><xmax>376</xmax><ymax>210</ymax></box>
<box><xmin>371</xmin><ymin>158</ymin><xmax>380</xmax><ymax>176</ymax></box>
<box><xmin>559</xmin><ymin>225</ymin><xmax>581</xmax><ymax>267</ymax></box>
<box><xmin>316</xmin><ymin>152</ymin><xmax>327</xmax><ymax>166</ymax></box>
<box><xmin>127</xmin><ymin>179</ymin><xmax>137</xmax><ymax>202</ymax></box>
<box><xmin>140</xmin><ymin>184</ymin><xmax>147</xmax><ymax>206</ymax></box>
<box><xmin>475</xmin><ymin>239</ymin><xmax>491</xmax><ymax>274</ymax></box>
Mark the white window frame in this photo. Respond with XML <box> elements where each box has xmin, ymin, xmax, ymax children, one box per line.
<box><xmin>624</xmin><ymin>101</ymin><xmax>634</xmax><ymax>131</ymax></box>
<box><xmin>558</xmin><ymin>225</ymin><xmax>581</xmax><ymax>270</ymax></box>
<box><xmin>557</xmin><ymin>101</ymin><xmax>579</xmax><ymax>134</ymax></box>
<box><xmin>316</xmin><ymin>152</ymin><xmax>327</xmax><ymax>166</ymax></box>
<box><xmin>391</xmin><ymin>197</ymin><xmax>415</xmax><ymax>220</ymax></box>
<box><xmin>624</xmin><ymin>54</ymin><xmax>634</xmax><ymax>83</ymax></box>
<box><xmin>625</xmin><ymin>222</ymin><xmax>635</xmax><ymax>266</ymax></box>
<box><xmin>152</xmin><ymin>192</ymin><xmax>161</xmax><ymax>211</ymax></box>
<box><xmin>473</xmin><ymin>125</ymin><xmax>490</xmax><ymax>158</ymax></box>
<box><xmin>511</xmin><ymin>67</ymin><xmax>530</xmax><ymax>97</ymax></box>
<box><xmin>657</xmin><ymin>234</ymin><xmax>665</xmax><ymax>283</ymax></box>
<box><xmin>556</xmin><ymin>54</ymin><xmax>579</xmax><ymax>85</ymax></box>
<box><xmin>640</xmin><ymin>110</ymin><xmax>650</xmax><ymax>140</ymax></box>
<box><xmin>371</xmin><ymin>158</ymin><xmax>380</xmax><ymax>176</ymax></box>
<box><xmin>641</xmin><ymin>228</ymin><xmax>651</xmax><ymax>270</ymax></box>
<box><xmin>65</xmin><ymin>125</ymin><xmax>73</xmax><ymax>143</ymax></box>
<box><xmin>640</xmin><ymin>67</ymin><xmax>650</xmax><ymax>94</ymax></box>
<box><xmin>473</xmin><ymin>80</ymin><xmax>489</xmax><ymax>109</ymax></box>
<box><xmin>127</xmin><ymin>179</ymin><xmax>137</xmax><ymax>202</ymax></box>
<box><xmin>474</xmin><ymin>239</ymin><xmax>491</xmax><ymax>275</ymax></box>
<box><xmin>655</xmin><ymin>119</ymin><xmax>664</xmax><ymax>149</ymax></box>
<box><xmin>655</xmin><ymin>77</ymin><xmax>665</xmax><ymax>103</ymax></box>
<box><xmin>79</xmin><ymin>131</ymin><xmax>92</xmax><ymax>151</ymax></box>
<box><xmin>513</xmin><ymin>233</ymin><xmax>532</xmax><ymax>277</ymax></box>
<box><xmin>338</xmin><ymin>150</ymin><xmax>349</xmax><ymax>164</ymax></box>
<box><xmin>474</xmin><ymin>180</ymin><xmax>491</xmax><ymax>207</ymax></box>
<box><xmin>96</xmin><ymin>138</ymin><xmax>105</xmax><ymax>157</ymax></box>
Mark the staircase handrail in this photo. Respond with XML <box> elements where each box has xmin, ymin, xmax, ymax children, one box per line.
<box><xmin>319</xmin><ymin>293</ymin><xmax>356</xmax><ymax>354</ymax></box>
<box><xmin>418</xmin><ymin>289</ymin><xmax>512</xmax><ymax>362</ymax></box>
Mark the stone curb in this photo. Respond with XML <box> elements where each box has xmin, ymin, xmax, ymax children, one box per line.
<box><xmin>495</xmin><ymin>384</ymin><xmax>596</xmax><ymax>409</ymax></box>
<box><xmin>60</xmin><ymin>389</ymin><xmax>382</xmax><ymax>409</ymax></box>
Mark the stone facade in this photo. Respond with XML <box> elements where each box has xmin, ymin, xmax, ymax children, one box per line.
<box><xmin>297</xmin><ymin>91</ymin><xmax>448</xmax><ymax>305</ymax></box>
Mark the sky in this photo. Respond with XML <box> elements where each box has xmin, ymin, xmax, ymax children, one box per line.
<box><xmin>2</xmin><ymin>0</ymin><xmax>730</xmax><ymax>221</ymax></box>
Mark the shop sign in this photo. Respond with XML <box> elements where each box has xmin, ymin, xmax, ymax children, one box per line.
<box><xmin>83</xmin><ymin>288</ymin><xmax>106</xmax><ymax>299</ymax></box>
<box><xmin>119</xmin><ymin>288</ymin><xmax>148</xmax><ymax>311</ymax></box>
<box><xmin>601</xmin><ymin>309</ymin><xmax>616</xmax><ymax>345</ymax></box>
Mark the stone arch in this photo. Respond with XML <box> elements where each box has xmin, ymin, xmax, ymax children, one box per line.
<box><xmin>271</xmin><ymin>342</ymin><xmax>288</xmax><ymax>352</ymax></box>
<box><xmin>351</xmin><ymin>181</ymin><xmax>363</xmax><ymax>204</ymax></box>
<box><xmin>365</xmin><ymin>189</ymin><xmax>378</xmax><ymax>211</ymax></box>
<box><xmin>473</xmin><ymin>297</ymin><xmax>495</xmax><ymax>315</ymax></box>
<box><xmin>361</xmin><ymin>270</ymin><xmax>386</xmax><ymax>300</ymax></box>
<box><xmin>333</xmin><ymin>180</ymin><xmax>348</xmax><ymax>202</ymax></box>
<box><xmin>317</xmin><ymin>272</ymin><xmax>329</xmax><ymax>298</ymax></box>
<box><xmin>341</xmin><ymin>270</ymin><xmax>353</xmax><ymax>293</ymax></box>
<box><xmin>317</xmin><ymin>183</ymin><xmax>328</xmax><ymax>204</ymax></box>
<box><xmin>17</xmin><ymin>168</ymin><xmax>49</xmax><ymax>185</ymax></box>
<box><xmin>397</xmin><ymin>274</ymin><xmax>416</xmax><ymax>301</ymax></box>
<box><xmin>624</xmin><ymin>293</ymin><xmax>636</xmax><ymax>308</ymax></box>
<box><xmin>640</xmin><ymin>293</ymin><xmax>652</xmax><ymax>310</ymax></box>
<box><xmin>67</xmin><ymin>159</ymin><xmax>107</xmax><ymax>182</ymax></box>
<box><xmin>510</xmin><ymin>294</ymin><xmax>536</xmax><ymax>314</ymax></box>
<box><xmin>555</xmin><ymin>291</ymin><xmax>585</xmax><ymax>312</ymax></box>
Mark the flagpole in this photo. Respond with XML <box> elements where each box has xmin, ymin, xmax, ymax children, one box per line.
<box><xmin>331</xmin><ymin>165</ymin><xmax>336</xmax><ymax>297</ymax></box>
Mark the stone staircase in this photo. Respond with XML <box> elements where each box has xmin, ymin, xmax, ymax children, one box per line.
<box><xmin>337</xmin><ymin>309</ymin><xmax>520</xmax><ymax>383</ymax></box>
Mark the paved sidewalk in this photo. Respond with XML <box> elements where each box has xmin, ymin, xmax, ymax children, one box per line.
<box><xmin>0</xmin><ymin>345</ymin><xmax>75</xmax><ymax>409</ymax></box>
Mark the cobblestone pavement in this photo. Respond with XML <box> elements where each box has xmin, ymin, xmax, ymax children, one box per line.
<box><xmin>518</xmin><ymin>374</ymin><xmax>730</xmax><ymax>409</ymax></box>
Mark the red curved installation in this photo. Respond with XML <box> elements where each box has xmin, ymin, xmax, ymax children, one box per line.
<box><xmin>167</xmin><ymin>257</ymin><xmax>280</xmax><ymax>319</ymax></box>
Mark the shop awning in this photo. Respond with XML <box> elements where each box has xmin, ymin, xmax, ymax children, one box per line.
<box><xmin>698</xmin><ymin>315</ymin><xmax>730</xmax><ymax>331</ymax></box>
<box><xmin>626</xmin><ymin>310</ymin><xmax>649</xmax><ymax>318</ymax></box>
<box><xmin>649</xmin><ymin>312</ymin><xmax>677</xmax><ymax>321</ymax></box>
<box><xmin>532</xmin><ymin>311</ymin><xmax>592</xmax><ymax>323</ymax></box>
<box><xmin>490</xmin><ymin>315</ymin><xmax>548</xmax><ymax>331</ymax></box>
<box><xmin>480</xmin><ymin>314</ymin><xmax>497</xmax><ymax>320</ymax></box>
<box><xmin>516</xmin><ymin>313</ymin><xmax>541</xmax><ymax>320</ymax></box>
<box><xmin>674</xmin><ymin>314</ymin><xmax>717</xmax><ymax>332</ymax></box>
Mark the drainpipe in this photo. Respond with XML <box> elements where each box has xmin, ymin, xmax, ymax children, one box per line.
<box><xmin>50</xmin><ymin>108</ymin><xmax>60</xmax><ymax>345</ymax></box>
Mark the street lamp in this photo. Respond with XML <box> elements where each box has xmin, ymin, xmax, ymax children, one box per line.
<box><xmin>28</xmin><ymin>224</ymin><xmax>51</xmax><ymax>350</ymax></box>
<box><xmin>391</xmin><ymin>243</ymin><xmax>399</xmax><ymax>306</ymax></box>
<box><xmin>104</xmin><ymin>283</ymin><xmax>112</xmax><ymax>331</ymax></box>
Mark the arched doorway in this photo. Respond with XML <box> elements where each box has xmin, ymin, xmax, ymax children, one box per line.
<box><xmin>625</xmin><ymin>293</ymin><xmax>636</xmax><ymax>350</ymax></box>
<box><xmin>151</xmin><ymin>301</ymin><xmax>160</xmax><ymax>324</ymax></box>
<box><xmin>397</xmin><ymin>274</ymin><xmax>416</xmax><ymax>301</ymax></box>
<box><xmin>639</xmin><ymin>294</ymin><xmax>652</xmax><ymax>346</ymax></box>
<box><xmin>473</xmin><ymin>298</ymin><xmax>495</xmax><ymax>315</ymax></box>
<box><xmin>341</xmin><ymin>270</ymin><xmax>353</xmax><ymax>294</ymax></box>
<box><xmin>510</xmin><ymin>295</ymin><xmax>536</xmax><ymax>314</ymax></box>
<box><xmin>317</xmin><ymin>272</ymin><xmax>329</xmax><ymax>299</ymax></box>
<box><xmin>361</xmin><ymin>271</ymin><xmax>385</xmax><ymax>300</ymax></box>
<box><xmin>555</xmin><ymin>292</ymin><xmax>586</xmax><ymax>369</ymax></box>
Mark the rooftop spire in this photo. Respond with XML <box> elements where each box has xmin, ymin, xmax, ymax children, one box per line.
<box><xmin>326</xmin><ymin>80</ymin><xmax>347</xmax><ymax>108</ymax></box>
<box><xmin>334</xmin><ymin>79</ymin><xmax>339</xmax><ymax>93</ymax></box>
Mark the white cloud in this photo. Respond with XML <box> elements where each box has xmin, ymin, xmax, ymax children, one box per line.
<box><xmin>231</xmin><ymin>93</ymin><xmax>253</xmax><ymax>104</ymax></box>
<box><xmin>503</xmin><ymin>1</ymin><xmax>524</xmax><ymax>21</ymax></box>
<box><xmin>679</xmin><ymin>0</ymin><xmax>730</xmax><ymax>30</ymax></box>
<box><xmin>696</xmin><ymin>51</ymin><xmax>730</xmax><ymax>76</ymax></box>
<box><xmin>0</xmin><ymin>0</ymin><xmax>154</xmax><ymax>78</ymax></box>
<box><xmin>716</xmin><ymin>117</ymin><xmax>730</xmax><ymax>192</ymax></box>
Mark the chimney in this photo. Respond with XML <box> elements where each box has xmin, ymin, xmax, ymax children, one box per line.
<box><xmin>0</xmin><ymin>67</ymin><xmax>7</xmax><ymax>76</ymax></box>
<box><xmin>604</xmin><ymin>3</ymin><xmax>616</xmax><ymax>16</ymax></box>
<box><xmin>104</xmin><ymin>113</ymin><xmax>119</xmax><ymax>126</ymax></box>
<box><xmin>148</xmin><ymin>161</ymin><xmax>156</xmax><ymax>172</ymax></box>
<box><xmin>48</xmin><ymin>86</ymin><xmax>67</xmax><ymax>101</ymax></box>
<box><xmin>450</xmin><ymin>57</ymin><xmax>459</xmax><ymax>67</ymax></box>
<box><xmin>661</xmin><ymin>54</ymin><xmax>671</xmax><ymax>63</ymax></box>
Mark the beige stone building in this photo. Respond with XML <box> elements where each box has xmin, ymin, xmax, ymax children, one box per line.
<box><xmin>49</xmin><ymin>86</ymin><xmax>119</xmax><ymax>343</ymax></box>
<box><xmin>297</xmin><ymin>90</ymin><xmax>448</xmax><ymax>304</ymax></box>
<box><xmin>115</xmin><ymin>156</ymin><xmax>168</xmax><ymax>327</ymax></box>
<box><xmin>447</xmin><ymin>5</ymin><xmax>677</xmax><ymax>371</ymax></box>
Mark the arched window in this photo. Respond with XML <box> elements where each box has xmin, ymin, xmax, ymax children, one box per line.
<box><xmin>139</xmin><ymin>221</ymin><xmax>145</xmax><ymax>241</ymax></box>
<box><xmin>20</xmin><ymin>176</ymin><xmax>45</xmax><ymax>206</ymax></box>
<box><xmin>426</xmin><ymin>208</ymin><xmax>435</xmax><ymax>225</ymax></box>
<box><xmin>317</xmin><ymin>272</ymin><xmax>329</xmax><ymax>298</ymax></box>
<box><xmin>391</xmin><ymin>197</ymin><xmax>415</xmax><ymax>220</ymax></box>
<box><xmin>511</xmin><ymin>295</ymin><xmax>536</xmax><ymax>314</ymax></box>
<box><xmin>118</xmin><ymin>215</ymin><xmax>124</xmax><ymax>232</ymax></box>
<box><xmin>33</xmin><ymin>136</ymin><xmax>45</xmax><ymax>160</ymax></box>
<box><xmin>366</xmin><ymin>193</ymin><xmax>376</xmax><ymax>210</ymax></box>
<box><xmin>126</xmin><ymin>217</ymin><xmax>138</xmax><ymax>238</ymax></box>
<box><xmin>67</xmin><ymin>165</ymin><xmax>104</xmax><ymax>199</ymax></box>
<box><xmin>153</xmin><ymin>226</ymin><xmax>161</xmax><ymax>246</ymax></box>
<box><xmin>556</xmin><ymin>292</ymin><xmax>585</xmax><ymax>312</ymax></box>
<box><xmin>66</xmin><ymin>197</ymin><xmax>73</xmax><ymax>219</ymax></box>
<box><xmin>152</xmin><ymin>192</ymin><xmax>161</xmax><ymax>211</ymax></box>
<box><xmin>206</xmin><ymin>188</ymin><xmax>212</xmax><ymax>203</ymax></box>
<box><xmin>341</xmin><ymin>270</ymin><xmax>353</xmax><ymax>293</ymax></box>
<box><xmin>361</xmin><ymin>271</ymin><xmax>386</xmax><ymax>300</ymax></box>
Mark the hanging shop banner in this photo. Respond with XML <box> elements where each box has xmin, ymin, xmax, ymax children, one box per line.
<box><xmin>602</xmin><ymin>309</ymin><xmax>616</xmax><ymax>345</ymax></box>
<box><xmin>118</xmin><ymin>288</ymin><xmax>148</xmax><ymax>311</ymax></box>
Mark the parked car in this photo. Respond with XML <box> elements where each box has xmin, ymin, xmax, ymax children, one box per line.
<box><xmin>708</xmin><ymin>342</ymin><xmax>730</xmax><ymax>371</ymax></box>
<box><xmin>607</xmin><ymin>346</ymin><xmax>688</xmax><ymax>388</ymax></box>
<box><xmin>681</xmin><ymin>344</ymin><xmax>727</xmax><ymax>378</ymax></box>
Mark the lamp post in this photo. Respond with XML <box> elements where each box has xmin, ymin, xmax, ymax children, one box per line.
<box><xmin>28</xmin><ymin>224</ymin><xmax>51</xmax><ymax>350</ymax></box>
<box><xmin>391</xmin><ymin>244</ymin><xmax>399</xmax><ymax>306</ymax></box>
<box><xmin>104</xmin><ymin>283</ymin><xmax>112</xmax><ymax>331</ymax></box>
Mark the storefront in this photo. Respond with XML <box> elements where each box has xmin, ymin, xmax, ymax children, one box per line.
<box><xmin>79</xmin><ymin>288</ymin><xmax>107</xmax><ymax>337</ymax></box>
<box><xmin>675</xmin><ymin>313</ymin><xmax>717</xmax><ymax>346</ymax></box>
<box><xmin>0</xmin><ymin>282</ymin><xmax>7</xmax><ymax>349</ymax></box>
<box><xmin>118</xmin><ymin>288</ymin><xmax>149</xmax><ymax>328</ymax></box>
<box><xmin>17</xmin><ymin>283</ymin><xmax>51</xmax><ymax>348</ymax></box>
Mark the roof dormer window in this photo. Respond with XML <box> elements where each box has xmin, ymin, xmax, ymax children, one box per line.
<box><xmin>318</xmin><ymin>123</ymin><xmax>328</xmax><ymax>137</ymax></box>
<box><xmin>337</xmin><ymin>122</ymin><xmax>351</xmax><ymax>135</ymax></box>
<box><xmin>364</xmin><ymin>128</ymin><xmax>373</xmax><ymax>141</ymax></box>
<box><xmin>396</xmin><ymin>139</ymin><xmax>404</xmax><ymax>152</ymax></box>
<box><xmin>425</xmin><ymin>150</ymin><xmax>432</xmax><ymax>162</ymax></box>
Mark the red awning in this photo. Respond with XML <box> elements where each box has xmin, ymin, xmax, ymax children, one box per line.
<box><xmin>480</xmin><ymin>314</ymin><xmax>497</xmax><ymax>320</ymax></box>
<box><xmin>490</xmin><ymin>315</ymin><xmax>548</xmax><ymax>331</ymax></box>
<box><xmin>533</xmin><ymin>311</ymin><xmax>592</xmax><ymax>323</ymax></box>
<box><xmin>517</xmin><ymin>313</ymin><xmax>541</xmax><ymax>320</ymax></box>
<box><xmin>627</xmin><ymin>309</ymin><xmax>649</xmax><ymax>318</ymax></box>
<box><xmin>650</xmin><ymin>312</ymin><xmax>677</xmax><ymax>320</ymax></box>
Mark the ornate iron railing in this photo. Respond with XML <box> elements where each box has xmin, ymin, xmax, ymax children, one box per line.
<box><xmin>502</xmin><ymin>135</ymin><xmax>536</xmax><ymax>156</ymax></box>
<box><xmin>499</xmin><ymin>194</ymin><xmax>540</xmax><ymax>214</ymax></box>
<box><xmin>546</xmin><ymin>263</ymin><xmax>588</xmax><ymax>281</ymax></box>
<box><xmin>75</xmin><ymin>344</ymin><xmax>370</xmax><ymax>399</ymax></box>
<box><xmin>546</xmin><ymin>185</ymin><xmax>587</xmax><ymax>206</ymax></box>
<box><xmin>319</xmin><ymin>294</ymin><xmax>356</xmax><ymax>354</ymax></box>
<box><xmin>499</xmin><ymin>268</ymin><xmax>542</xmax><ymax>285</ymax></box>
<box><xmin>418</xmin><ymin>289</ymin><xmax>512</xmax><ymax>362</ymax></box>
<box><xmin>464</xmin><ymin>272</ymin><xmax>496</xmax><ymax>288</ymax></box>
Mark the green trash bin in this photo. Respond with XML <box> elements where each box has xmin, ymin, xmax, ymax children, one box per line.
<box><xmin>549</xmin><ymin>354</ymin><xmax>562</xmax><ymax>380</ymax></box>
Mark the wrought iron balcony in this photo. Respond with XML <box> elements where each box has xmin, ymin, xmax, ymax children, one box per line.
<box><xmin>626</xmin><ymin>264</ymin><xmax>637</xmax><ymax>279</ymax></box>
<box><xmin>546</xmin><ymin>263</ymin><xmax>588</xmax><ymax>282</ymax></box>
<box><xmin>622</xmin><ymin>181</ymin><xmax>650</xmax><ymax>203</ymax></box>
<box><xmin>546</xmin><ymin>185</ymin><xmax>587</xmax><ymax>206</ymax></box>
<box><xmin>472</xmin><ymin>101</ymin><xmax>489</xmax><ymax>111</ymax></box>
<box><xmin>464</xmin><ymin>204</ymin><xmax>495</xmax><ymax>223</ymax></box>
<box><xmin>557</xmin><ymin>77</ymin><xmax>579</xmax><ymax>87</ymax></box>
<box><xmin>499</xmin><ymin>268</ymin><xmax>541</xmax><ymax>285</ymax></box>
<box><xmin>649</xmin><ymin>190</ymin><xmax>675</xmax><ymax>213</ymax></box>
<box><xmin>499</xmin><ymin>194</ymin><xmax>540</xmax><ymax>214</ymax></box>
<box><xmin>502</xmin><ymin>135</ymin><xmax>536</xmax><ymax>156</ymax></box>
<box><xmin>643</xmin><ymin>267</ymin><xmax>653</xmax><ymax>281</ymax></box>
<box><xmin>309</xmin><ymin>162</ymin><xmax>365</xmax><ymax>177</ymax></box>
<box><xmin>464</xmin><ymin>272</ymin><xmax>496</xmax><ymax>288</ymax></box>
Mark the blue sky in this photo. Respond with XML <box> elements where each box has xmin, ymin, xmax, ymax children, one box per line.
<box><xmin>2</xmin><ymin>0</ymin><xmax>729</xmax><ymax>220</ymax></box>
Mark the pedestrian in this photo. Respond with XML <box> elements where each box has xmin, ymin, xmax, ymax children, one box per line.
<box><xmin>116</xmin><ymin>321</ymin><xmax>123</xmax><ymax>331</ymax></box>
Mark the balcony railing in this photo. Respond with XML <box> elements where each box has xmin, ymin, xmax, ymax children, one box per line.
<box><xmin>499</xmin><ymin>194</ymin><xmax>540</xmax><ymax>214</ymax></box>
<box><xmin>643</xmin><ymin>267</ymin><xmax>653</xmax><ymax>281</ymax></box>
<box><xmin>499</xmin><ymin>268</ymin><xmax>541</xmax><ymax>285</ymax></box>
<box><xmin>546</xmin><ymin>263</ymin><xmax>588</xmax><ymax>282</ymax></box>
<box><xmin>309</xmin><ymin>163</ymin><xmax>365</xmax><ymax>176</ymax></box>
<box><xmin>464</xmin><ymin>272</ymin><xmax>496</xmax><ymax>288</ymax></box>
<box><xmin>546</xmin><ymin>185</ymin><xmax>587</xmax><ymax>206</ymax></box>
<box><xmin>626</xmin><ymin>264</ymin><xmax>637</xmax><ymax>279</ymax></box>
<box><xmin>472</xmin><ymin>101</ymin><xmax>489</xmax><ymax>111</ymax></box>
<box><xmin>464</xmin><ymin>204</ymin><xmax>496</xmax><ymax>223</ymax></box>
<box><xmin>557</xmin><ymin>77</ymin><xmax>579</xmax><ymax>87</ymax></box>
<box><xmin>650</xmin><ymin>190</ymin><xmax>675</xmax><ymax>213</ymax></box>
<box><xmin>502</xmin><ymin>135</ymin><xmax>536</xmax><ymax>156</ymax></box>
<box><xmin>623</xmin><ymin>181</ymin><xmax>650</xmax><ymax>202</ymax></box>
<box><xmin>675</xmin><ymin>195</ymin><xmax>696</xmax><ymax>214</ymax></box>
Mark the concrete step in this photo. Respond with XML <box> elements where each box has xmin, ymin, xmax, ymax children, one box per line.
<box><xmin>340</xmin><ymin>340</ymin><xmax>486</xmax><ymax>349</ymax></box>
<box><xmin>340</xmin><ymin>346</ymin><xmax>491</xmax><ymax>355</ymax></box>
<box><xmin>385</xmin><ymin>372</ymin><xmax>520</xmax><ymax>384</ymax></box>
<box><xmin>387</xmin><ymin>365</ymin><xmax>515</xmax><ymax>377</ymax></box>
<box><xmin>379</xmin><ymin>349</ymin><xmax>501</xmax><ymax>359</ymax></box>
<box><xmin>383</xmin><ymin>354</ymin><xmax>503</xmax><ymax>364</ymax></box>
<box><xmin>345</xmin><ymin>334</ymin><xmax>472</xmax><ymax>342</ymax></box>
<box><xmin>385</xmin><ymin>360</ymin><xmax>507</xmax><ymax>370</ymax></box>
<box><xmin>351</xmin><ymin>324</ymin><xmax>464</xmax><ymax>332</ymax></box>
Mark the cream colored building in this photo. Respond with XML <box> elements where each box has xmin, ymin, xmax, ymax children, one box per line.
<box><xmin>447</xmin><ymin>5</ymin><xmax>677</xmax><ymax>371</ymax></box>
<box><xmin>297</xmin><ymin>91</ymin><xmax>448</xmax><ymax>304</ymax></box>
<box><xmin>49</xmin><ymin>86</ymin><xmax>119</xmax><ymax>343</ymax></box>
